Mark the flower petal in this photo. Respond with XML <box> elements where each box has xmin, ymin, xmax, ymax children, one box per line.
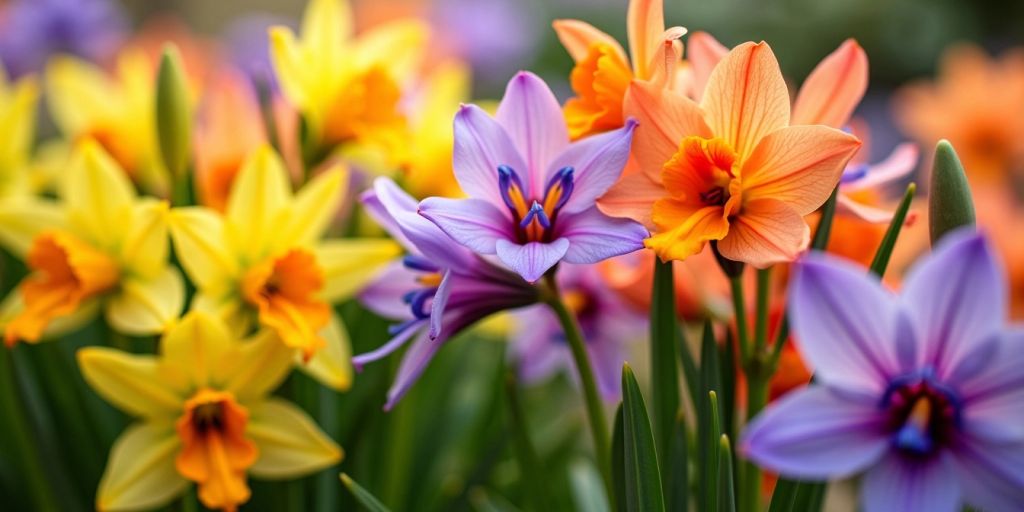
<box><xmin>96</xmin><ymin>422</ymin><xmax>187</xmax><ymax>512</ymax></box>
<box><xmin>359</xmin><ymin>261</ymin><xmax>420</xmax><ymax>319</ymax></box>
<box><xmin>862</xmin><ymin>453</ymin><xmax>959</xmax><ymax>512</ymax></box>
<box><xmin>558</xmin><ymin>207</ymin><xmax>647</xmax><ymax>264</ymax></box>
<box><xmin>453</xmin><ymin>104</ymin><xmax>528</xmax><ymax>204</ymax></box>
<box><xmin>248</xmin><ymin>398</ymin><xmax>343</xmax><ymax>479</ymax></box>
<box><xmin>496</xmin><ymin>238</ymin><xmax>570</xmax><ymax>283</ymax></box>
<box><xmin>496</xmin><ymin>72</ymin><xmax>569</xmax><ymax>193</ymax></box>
<box><xmin>716</xmin><ymin>198</ymin><xmax>809</xmax><ymax>268</ymax></box>
<box><xmin>160</xmin><ymin>311</ymin><xmax>234</xmax><ymax>390</ymax></box>
<box><xmin>222</xmin><ymin>329</ymin><xmax>295</xmax><ymax>401</ymax></box>
<box><xmin>901</xmin><ymin>230</ymin><xmax>1005</xmax><ymax>378</ymax></box>
<box><xmin>120</xmin><ymin>199</ymin><xmax>171</xmax><ymax>279</ymax></box>
<box><xmin>418</xmin><ymin>197</ymin><xmax>512</xmax><ymax>255</ymax></box>
<box><xmin>269</xmin><ymin>27</ymin><xmax>311</xmax><ymax>110</ymax></box>
<box><xmin>429</xmin><ymin>270</ymin><xmax>454</xmax><ymax>339</ymax></box>
<box><xmin>788</xmin><ymin>252</ymin><xmax>903</xmax><ymax>395</ymax></box>
<box><xmin>278</xmin><ymin>165</ymin><xmax>347</xmax><ymax>249</ymax></box>
<box><xmin>685</xmin><ymin>31</ymin><xmax>728</xmax><ymax>101</ymax></box>
<box><xmin>623</xmin><ymin>79</ymin><xmax>711</xmax><ymax>180</ymax></box>
<box><xmin>740</xmin><ymin>386</ymin><xmax>890</xmax><ymax>479</ymax></box>
<box><xmin>949</xmin><ymin>434</ymin><xmax>1024</xmax><ymax>511</ymax></box>
<box><xmin>549</xmin><ymin>120</ymin><xmax>637</xmax><ymax>214</ymax></box>
<box><xmin>701</xmin><ymin>41</ymin><xmax>790</xmax><ymax>161</ymax></box>
<box><xmin>0</xmin><ymin>198</ymin><xmax>65</xmax><ymax>258</ymax></box>
<box><xmin>385</xmin><ymin>329</ymin><xmax>444</xmax><ymax>411</ymax></box>
<box><xmin>645</xmin><ymin>202</ymin><xmax>729</xmax><ymax>262</ymax></box>
<box><xmin>954</xmin><ymin>330</ymin><xmax>1024</xmax><ymax>442</ymax></box>
<box><xmin>105</xmin><ymin>267</ymin><xmax>185</xmax><ymax>337</ymax></box>
<box><xmin>361</xmin><ymin>177</ymin><xmax>416</xmax><ymax>250</ymax></box>
<box><xmin>627</xmin><ymin>0</ymin><xmax>665</xmax><ymax>79</ymax></box>
<box><xmin>77</xmin><ymin>348</ymin><xmax>182</xmax><ymax>418</ymax></box>
<box><xmin>836</xmin><ymin>194</ymin><xmax>898</xmax><ymax>224</ymax></box>
<box><xmin>297</xmin><ymin>315</ymin><xmax>353</xmax><ymax>391</ymax></box>
<box><xmin>168</xmin><ymin>207</ymin><xmax>240</xmax><ymax>293</ymax></box>
<box><xmin>596</xmin><ymin>170</ymin><xmax>666</xmax><ymax>230</ymax></box>
<box><xmin>63</xmin><ymin>140</ymin><xmax>136</xmax><ymax>250</ymax></box>
<box><xmin>791</xmin><ymin>39</ymin><xmax>868</xmax><ymax>127</ymax></box>
<box><xmin>315</xmin><ymin>238</ymin><xmax>402</xmax><ymax>302</ymax></box>
<box><xmin>842</xmin><ymin>143</ymin><xmax>919</xmax><ymax>193</ymax></box>
<box><xmin>552</xmin><ymin>19</ymin><xmax>627</xmax><ymax>63</ymax></box>
<box><xmin>225</xmin><ymin>145</ymin><xmax>293</xmax><ymax>260</ymax></box>
<box><xmin>741</xmin><ymin>124</ymin><xmax>862</xmax><ymax>215</ymax></box>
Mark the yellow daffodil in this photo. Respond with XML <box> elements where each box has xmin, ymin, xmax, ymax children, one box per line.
<box><xmin>78</xmin><ymin>311</ymin><xmax>342</xmax><ymax>511</ymax></box>
<box><xmin>0</xmin><ymin>140</ymin><xmax>184</xmax><ymax>345</ymax></box>
<box><xmin>0</xmin><ymin>67</ymin><xmax>39</xmax><ymax>199</ymax></box>
<box><xmin>168</xmin><ymin>144</ymin><xmax>400</xmax><ymax>390</ymax></box>
<box><xmin>269</xmin><ymin>0</ymin><xmax>427</xmax><ymax>168</ymax></box>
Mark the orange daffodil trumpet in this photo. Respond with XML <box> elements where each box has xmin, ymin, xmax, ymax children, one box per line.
<box><xmin>0</xmin><ymin>140</ymin><xmax>184</xmax><ymax>345</ymax></box>
<box><xmin>554</xmin><ymin>0</ymin><xmax>687</xmax><ymax>139</ymax></box>
<box><xmin>599</xmin><ymin>42</ymin><xmax>862</xmax><ymax>267</ymax></box>
<box><xmin>78</xmin><ymin>311</ymin><xmax>342</xmax><ymax>511</ymax></box>
<box><xmin>168</xmin><ymin>145</ymin><xmax>401</xmax><ymax>390</ymax></box>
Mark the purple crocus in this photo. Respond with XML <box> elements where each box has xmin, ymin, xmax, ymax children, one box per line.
<box><xmin>356</xmin><ymin>177</ymin><xmax>538</xmax><ymax>410</ymax></box>
<box><xmin>838</xmin><ymin>142</ymin><xmax>919</xmax><ymax>223</ymax></box>
<box><xmin>510</xmin><ymin>263</ymin><xmax>643</xmax><ymax>400</ymax></box>
<box><xmin>418</xmin><ymin>71</ymin><xmax>647</xmax><ymax>283</ymax></box>
<box><xmin>0</xmin><ymin>0</ymin><xmax>125</xmax><ymax>77</ymax></box>
<box><xmin>741</xmin><ymin>229</ymin><xmax>1024</xmax><ymax>511</ymax></box>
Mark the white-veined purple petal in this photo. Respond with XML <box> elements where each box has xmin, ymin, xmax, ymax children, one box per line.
<box><xmin>418</xmin><ymin>197</ymin><xmax>513</xmax><ymax>255</ymax></box>
<box><xmin>740</xmin><ymin>386</ymin><xmax>890</xmax><ymax>479</ymax></box>
<box><xmin>557</xmin><ymin>207</ymin><xmax>648</xmax><ymax>265</ymax></box>
<box><xmin>496</xmin><ymin>71</ymin><xmax>569</xmax><ymax>194</ymax></box>
<box><xmin>547</xmin><ymin>119</ymin><xmax>637</xmax><ymax>214</ymax></box>
<box><xmin>495</xmin><ymin>238</ymin><xmax>570</xmax><ymax>283</ymax></box>
<box><xmin>862</xmin><ymin>453</ymin><xmax>959</xmax><ymax>512</ymax></box>
<box><xmin>949</xmin><ymin>434</ymin><xmax>1024</xmax><ymax>511</ymax></box>
<box><xmin>453</xmin><ymin>104</ymin><xmax>529</xmax><ymax>203</ymax></box>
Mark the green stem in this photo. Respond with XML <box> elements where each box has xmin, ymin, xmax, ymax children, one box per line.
<box><xmin>730</xmin><ymin>276</ymin><xmax>750</xmax><ymax>363</ymax></box>
<box><xmin>542</xmin><ymin>275</ymin><xmax>613</xmax><ymax>504</ymax></box>
<box><xmin>650</xmin><ymin>258</ymin><xmax>680</xmax><ymax>478</ymax></box>
<box><xmin>505</xmin><ymin>372</ymin><xmax>548</xmax><ymax>511</ymax></box>
<box><xmin>740</xmin><ymin>375</ymin><xmax>768</xmax><ymax>512</ymax></box>
<box><xmin>753</xmin><ymin>268</ymin><xmax>772</xmax><ymax>357</ymax></box>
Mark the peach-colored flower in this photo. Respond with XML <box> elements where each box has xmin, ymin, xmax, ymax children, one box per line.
<box><xmin>599</xmin><ymin>42</ymin><xmax>861</xmax><ymax>267</ymax></box>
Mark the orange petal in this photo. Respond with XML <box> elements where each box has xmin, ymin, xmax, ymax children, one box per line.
<box><xmin>741</xmin><ymin>125</ymin><xmax>861</xmax><ymax>215</ymax></box>
<box><xmin>645</xmin><ymin>201</ymin><xmax>728</xmax><ymax>262</ymax></box>
<box><xmin>791</xmin><ymin>39</ymin><xmax>868</xmax><ymax>127</ymax></box>
<box><xmin>623</xmin><ymin>79</ymin><xmax>711</xmax><ymax>180</ymax></box>
<box><xmin>701</xmin><ymin>41</ymin><xmax>790</xmax><ymax>161</ymax></box>
<box><xmin>716</xmin><ymin>198</ymin><xmax>809</xmax><ymax>268</ymax></box>
<box><xmin>627</xmin><ymin>0</ymin><xmax>665</xmax><ymax>79</ymax></box>
<box><xmin>645</xmin><ymin>28</ymin><xmax>687</xmax><ymax>89</ymax></box>
<box><xmin>596</xmin><ymin>171</ymin><xmax>666</xmax><ymax>230</ymax></box>
<box><xmin>685</xmin><ymin>31</ymin><xmax>728</xmax><ymax>101</ymax></box>
<box><xmin>552</xmin><ymin>19</ymin><xmax>627</xmax><ymax>63</ymax></box>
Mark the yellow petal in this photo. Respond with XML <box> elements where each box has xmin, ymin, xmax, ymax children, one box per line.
<box><xmin>120</xmin><ymin>199</ymin><xmax>171</xmax><ymax>278</ymax></box>
<box><xmin>269</xmin><ymin>26</ymin><xmax>311</xmax><ymax>110</ymax></box>
<box><xmin>222</xmin><ymin>329</ymin><xmax>295</xmax><ymax>401</ymax></box>
<box><xmin>248</xmin><ymin>398</ymin><xmax>343</xmax><ymax>479</ymax></box>
<box><xmin>168</xmin><ymin>207</ymin><xmax>239</xmax><ymax>293</ymax></box>
<box><xmin>0</xmin><ymin>198</ymin><xmax>66</xmax><ymax>257</ymax></box>
<box><xmin>63</xmin><ymin>140</ymin><xmax>136</xmax><ymax>251</ymax></box>
<box><xmin>225</xmin><ymin>145</ymin><xmax>293</xmax><ymax>261</ymax></box>
<box><xmin>45</xmin><ymin>55</ymin><xmax>118</xmax><ymax>135</ymax></box>
<box><xmin>315</xmin><ymin>239</ymin><xmax>402</xmax><ymax>302</ymax></box>
<box><xmin>96</xmin><ymin>422</ymin><xmax>187</xmax><ymax>512</ymax></box>
<box><xmin>352</xmin><ymin>20</ymin><xmax>429</xmax><ymax>79</ymax></box>
<box><xmin>297</xmin><ymin>314</ymin><xmax>352</xmax><ymax>391</ymax></box>
<box><xmin>302</xmin><ymin>0</ymin><xmax>352</xmax><ymax>68</ymax></box>
<box><xmin>160</xmin><ymin>311</ymin><xmax>233</xmax><ymax>389</ymax></box>
<box><xmin>77</xmin><ymin>347</ymin><xmax>182</xmax><ymax>418</ymax></box>
<box><xmin>277</xmin><ymin>165</ymin><xmax>347</xmax><ymax>250</ymax></box>
<box><xmin>105</xmin><ymin>267</ymin><xmax>185</xmax><ymax>337</ymax></box>
<box><xmin>192</xmin><ymin>291</ymin><xmax>254</xmax><ymax>342</ymax></box>
<box><xmin>0</xmin><ymin>75</ymin><xmax>39</xmax><ymax>176</ymax></box>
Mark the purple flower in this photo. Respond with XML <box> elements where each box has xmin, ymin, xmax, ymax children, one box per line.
<box><xmin>510</xmin><ymin>264</ymin><xmax>643</xmax><ymax>400</ymax></box>
<box><xmin>418</xmin><ymin>71</ymin><xmax>647</xmax><ymax>283</ymax></box>
<box><xmin>838</xmin><ymin>142</ymin><xmax>919</xmax><ymax>223</ymax></box>
<box><xmin>0</xmin><ymin>0</ymin><xmax>125</xmax><ymax>77</ymax></box>
<box><xmin>741</xmin><ymin>229</ymin><xmax>1024</xmax><ymax>511</ymax></box>
<box><xmin>356</xmin><ymin>177</ymin><xmax>538</xmax><ymax>410</ymax></box>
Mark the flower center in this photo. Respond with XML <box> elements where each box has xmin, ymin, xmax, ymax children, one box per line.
<box><xmin>241</xmin><ymin>249</ymin><xmax>330</xmax><ymax>360</ymax></box>
<box><xmin>663</xmin><ymin>136</ymin><xmax>741</xmax><ymax>211</ymax></box>
<box><xmin>882</xmin><ymin>369</ymin><xmax>962</xmax><ymax>457</ymax></box>
<box><xmin>175</xmin><ymin>389</ymin><xmax>257</xmax><ymax>511</ymax></box>
<box><xmin>322</xmin><ymin>65</ymin><xmax>404</xmax><ymax>147</ymax></box>
<box><xmin>4</xmin><ymin>231</ymin><xmax>120</xmax><ymax>346</ymax></box>
<box><xmin>497</xmin><ymin>165</ymin><xmax>575</xmax><ymax>244</ymax></box>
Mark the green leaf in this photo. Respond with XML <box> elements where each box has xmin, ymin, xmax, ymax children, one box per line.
<box><xmin>929</xmin><ymin>140</ymin><xmax>976</xmax><ymax>246</ymax></box>
<box><xmin>340</xmin><ymin>473</ymin><xmax>391</xmax><ymax>512</ymax></box>
<box><xmin>667</xmin><ymin>411</ymin><xmax>689</xmax><ymax>512</ymax></box>
<box><xmin>612</xmin><ymin>405</ymin><xmax>627</xmax><ymax>512</ymax></box>
<box><xmin>697</xmin><ymin>321</ymin><xmax>721</xmax><ymax>511</ymax></box>
<box><xmin>869</xmin><ymin>183</ymin><xmax>917</xmax><ymax>278</ymax></box>
<box><xmin>650</xmin><ymin>258</ymin><xmax>681</xmax><ymax>473</ymax></box>
<box><xmin>718</xmin><ymin>435</ymin><xmax>736</xmax><ymax>512</ymax></box>
<box><xmin>622</xmin><ymin>364</ymin><xmax>666</xmax><ymax>512</ymax></box>
<box><xmin>705</xmin><ymin>392</ymin><xmax>722</xmax><ymax>512</ymax></box>
<box><xmin>810</xmin><ymin>187</ymin><xmax>839</xmax><ymax>251</ymax></box>
<box><xmin>155</xmin><ymin>44</ymin><xmax>192</xmax><ymax>182</ymax></box>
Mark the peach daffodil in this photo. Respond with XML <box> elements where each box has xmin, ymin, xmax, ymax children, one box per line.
<box><xmin>0</xmin><ymin>140</ymin><xmax>183</xmax><ymax>345</ymax></box>
<box><xmin>599</xmin><ymin>41</ymin><xmax>861</xmax><ymax>267</ymax></box>
<box><xmin>168</xmin><ymin>145</ymin><xmax>401</xmax><ymax>390</ymax></box>
<box><xmin>553</xmin><ymin>0</ymin><xmax>687</xmax><ymax>139</ymax></box>
<box><xmin>78</xmin><ymin>311</ymin><xmax>342</xmax><ymax>511</ymax></box>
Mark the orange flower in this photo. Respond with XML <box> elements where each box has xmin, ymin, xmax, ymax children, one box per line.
<box><xmin>895</xmin><ymin>44</ymin><xmax>1024</xmax><ymax>184</ymax></box>
<box><xmin>599</xmin><ymin>42</ymin><xmax>861</xmax><ymax>267</ymax></box>
<box><xmin>553</xmin><ymin>0</ymin><xmax>687</xmax><ymax>139</ymax></box>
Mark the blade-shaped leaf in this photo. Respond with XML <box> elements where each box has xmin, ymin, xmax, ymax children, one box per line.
<box><xmin>341</xmin><ymin>473</ymin><xmax>391</xmax><ymax>512</ymax></box>
<box><xmin>622</xmin><ymin>364</ymin><xmax>666</xmax><ymax>512</ymax></box>
<box><xmin>718</xmin><ymin>435</ymin><xmax>736</xmax><ymax>512</ymax></box>
<box><xmin>650</xmin><ymin>259</ymin><xmax>681</xmax><ymax>470</ymax></box>
<box><xmin>869</xmin><ymin>183</ymin><xmax>916</xmax><ymax>277</ymax></box>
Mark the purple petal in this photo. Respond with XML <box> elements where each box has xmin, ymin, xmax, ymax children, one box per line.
<box><xmin>901</xmin><ymin>230</ymin><xmax>1005</xmax><ymax>379</ymax></box>
<box><xmin>418</xmin><ymin>197</ymin><xmax>513</xmax><ymax>255</ymax></box>
<box><xmin>453</xmin><ymin>104</ymin><xmax>529</xmax><ymax>203</ymax></box>
<box><xmin>557</xmin><ymin>207</ymin><xmax>647</xmax><ymax>265</ymax></box>
<box><xmin>548</xmin><ymin>119</ymin><xmax>637</xmax><ymax>214</ymax></box>
<box><xmin>949</xmin><ymin>434</ymin><xmax>1024</xmax><ymax>511</ymax></box>
<box><xmin>495</xmin><ymin>238</ymin><xmax>570</xmax><ymax>283</ymax></box>
<box><xmin>361</xmin><ymin>178</ymin><xmax>415</xmax><ymax>250</ymax></box>
<box><xmin>790</xmin><ymin>253</ymin><xmax>903</xmax><ymax>395</ymax></box>
<box><xmin>862</xmin><ymin>453</ymin><xmax>959</xmax><ymax>512</ymax></box>
<box><xmin>384</xmin><ymin>328</ymin><xmax>444</xmax><ymax>411</ymax></box>
<box><xmin>358</xmin><ymin>261</ymin><xmax>420</xmax><ymax>319</ymax></box>
<box><xmin>956</xmin><ymin>330</ymin><xmax>1024</xmax><ymax>442</ymax></box>
<box><xmin>835</xmin><ymin>194</ymin><xmax>897</xmax><ymax>224</ymax></box>
<box><xmin>352</xmin><ymin>320</ymin><xmax>423</xmax><ymax>371</ymax></box>
<box><xmin>588</xmin><ymin>332</ymin><xmax>626</xmax><ymax>401</ymax></box>
<box><xmin>428</xmin><ymin>270</ymin><xmax>455</xmax><ymax>339</ymax></box>
<box><xmin>842</xmin><ymin>143</ymin><xmax>919</xmax><ymax>193</ymax></box>
<box><xmin>510</xmin><ymin>306</ymin><xmax>566</xmax><ymax>384</ymax></box>
<box><xmin>496</xmin><ymin>71</ymin><xmax>569</xmax><ymax>194</ymax></box>
<box><xmin>740</xmin><ymin>386</ymin><xmax>890</xmax><ymax>479</ymax></box>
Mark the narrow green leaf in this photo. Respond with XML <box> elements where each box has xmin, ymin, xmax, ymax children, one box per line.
<box><xmin>340</xmin><ymin>473</ymin><xmax>391</xmax><ymax>512</ymax></box>
<box><xmin>719</xmin><ymin>330</ymin><xmax>736</xmax><ymax>446</ymax></box>
<box><xmin>705</xmin><ymin>392</ymin><xmax>722</xmax><ymax>512</ymax></box>
<box><xmin>929</xmin><ymin>140</ymin><xmax>976</xmax><ymax>246</ymax></box>
<box><xmin>697</xmin><ymin>321</ymin><xmax>721</xmax><ymax>511</ymax></box>
<box><xmin>622</xmin><ymin>364</ymin><xmax>666</xmax><ymax>512</ymax></box>
<box><xmin>677</xmin><ymin>326</ymin><xmax>700</xmax><ymax>425</ymax></box>
<box><xmin>718</xmin><ymin>435</ymin><xmax>736</xmax><ymax>512</ymax></box>
<box><xmin>810</xmin><ymin>187</ymin><xmax>840</xmax><ymax>250</ymax></box>
<box><xmin>869</xmin><ymin>183</ymin><xmax>917</xmax><ymax>277</ymax></box>
<box><xmin>668</xmin><ymin>411</ymin><xmax>689</xmax><ymax>512</ymax></box>
<box><xmin>612</xmin><ymin>405</ymin><xmax>627</xmax><ymax>512</ymax></box>
<box><xmin>650</xmin><ymin>258</ymin><xmax>681</xmax><ymax>471</ymax></box>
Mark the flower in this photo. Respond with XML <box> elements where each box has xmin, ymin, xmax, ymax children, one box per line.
<box><xmin>0</xmin><ymin>67</ymin><xmax>39</xmax><ymax>199</ymax></box>
<box><xmin>895</xmin><ymin>44</ymin><xmax>1024</xmax><ymax>185</ymax></box>
<box><xmin>418</xmin><ymin>71</ymin><xmax>647</xmax><ymax>283</ymax></box>
<box><xmin>510</xmin><ymin>263</ymin><xmax>642</xmax><ymax>400</ymax></box>
<box><xmin>269</xmin><ymin>0</ymin><xmax>427</xmax><ymax>166</ymax></box>
<box><xmin>356</xmin><ymin>177</ymin><xmax>538</xmax><ymax>409</ymax></box>
<box><xmin>741</xmin><ymin>230</ymin><xmax>1024</xmax><ymax>511</ymax></box>
<box><xmin>78</xmin><ymin>311</ymin><xmax>341</xmax><ymax>511</ymax></box>
<box><xmin>836</xmin><ymin>133</ymin><xmax>918</xmax><ymax>223</ymax></box>
<box><xmin>598</xmin><ymin>42</ymin><xmax>861</xmax><ymax>267</ymax></box>
<box><xmin>0</xmin><ymin>141</ymin><xmax>183</xmax><ymax>345</ymax></box>
<box><xmin>553</xmin><ymin>0</ymin><xmax>686</xmax><ymax>139</ymax></box>
<box><xmin>168</xmin><ymin>145</ymin><xmax>400</xmax><ymax>389</ymax></box>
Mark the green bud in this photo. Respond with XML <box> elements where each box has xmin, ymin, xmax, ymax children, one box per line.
<box><xmin>928</xmin><ymin>140</ymin><xmax>976</xmax><ymax>246</ymax></box>
<box><xmin>155</xmin><ymin>44</ymin><xmax>192</xmax><ymax>183</ymax></box>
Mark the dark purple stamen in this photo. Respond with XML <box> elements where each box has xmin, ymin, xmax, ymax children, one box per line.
<box><xmin>403</xmin><ymin>254</ymin><xmax>440</xmax><ymax>273</ymax></box>
<box><xmin>881</xmin><ymin>367</ymin><xmax>963</xmax><ymax>457</ymax></box>
<box><xmin>520</xmin><ymin>201</ymin><xmax>551</xmax><ymax>229</ymax></box>
<box><xmin>700</xmin><ymin>187</ymin><xmax>726</xmax><ymax>206</ymax></box>
<box><xmin>497</xmin><ymin>164</ymin><xmax>525</xmax><ymax>211</ymax></box>
<box><xmin>841</xmin><ymin>163</ymin><xmax>869</xmax><ymax>184</ymax></box>
<box><xmin>544</xmin><ymin>166</ymin><xmax>575</xmax><ymax>210</ymax></box>
<box><xmin>406</xmin><ymin>288</ymin><xmax>438</xmax><ymax>319</ymax></box>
